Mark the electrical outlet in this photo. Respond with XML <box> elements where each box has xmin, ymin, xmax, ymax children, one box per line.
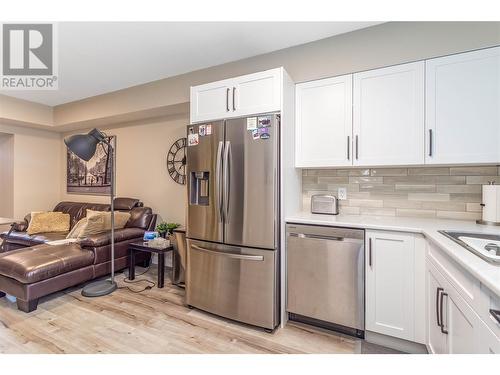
<box><xmin>338</xmin><ymin>187</ymin><xmax>347</xmax><ymax>200</ymax></box>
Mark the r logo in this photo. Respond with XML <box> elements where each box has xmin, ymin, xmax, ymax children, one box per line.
<box><xmin>2</xmin><ymin>24</ymin><xmax>53</xmax><ymax>75</ymax></box>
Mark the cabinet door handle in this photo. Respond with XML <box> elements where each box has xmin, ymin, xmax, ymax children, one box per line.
<box><xmin>428</xmin><ymin>129</ymin><xmax>433</xmax><ymax>157</ymax></box>
<box><xmin>436</xmin><ymin>287</ymin><xmax>443</xmax><ymax>328</ymax></box>
<box><xmin>347</xmin><ymin>136</ymin><xmax>350</xmax><ymax>160</ymax></box>
<box><xmin>226</xmin><ymin>88</ymin><xmax>230</xmax><ymax>112</ymax></box>
<box><xmin>355</xmin><ymin>135</ymin><xmax>359</xmax><ymax>160</ymax></box>
<box><xmin>232</xmin><ymin>87</ymin><xmax>236</xmax><ymax>111</ymax></box>
<box><xmin>490</xmin><ymin>309</ymin><xmax>500</xmax><ymax>324</ymax></box>
<box><xmin>368</xmin><ymin>237</ymin><xmax>372</xmax><ymax>268</ymax></box>
<box><xmin>440</xmin><ymin>291</ymin><xmax>449</xmax><ymax>334</ymax></box>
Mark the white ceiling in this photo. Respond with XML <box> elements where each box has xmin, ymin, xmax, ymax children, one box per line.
<box><xmin>1</xmin><ymin>22</ymin><xmax>381</xmax><ymax>106</ymax></box>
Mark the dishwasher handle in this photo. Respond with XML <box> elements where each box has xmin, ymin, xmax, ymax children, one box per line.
<box><xmin>288</xmin><ymin>232</ymin><xmax>345</xmax><ymax>241</ymax></box>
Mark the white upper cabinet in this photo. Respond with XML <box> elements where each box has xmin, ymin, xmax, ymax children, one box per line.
<box><xmin>295</xmin><ymin>75</ymin><xmax>353</xmax><ymax>167</ymax></box>
<box><xmin>425</xmin><ymin>47</ymin><xmax>500</xmax><ymax>164</ymax></box>
<box><xmin>353</xmin><ymin>62</ymin><xmax>425</xmax><ymax>166</ymax></box>
<box><xmin>190</xmin><ymin>68</ymin><xmax>282</xmax><ymax>123</ymax></box>
<box><xmin>190</xmin><ymin>79</ymin><xmax>233</xmax><ymax>124</ymax></box>
<box><xmin>232</xmin><ymin>69</ymin><xmax>281</xmax><ymax>118</ymax></box>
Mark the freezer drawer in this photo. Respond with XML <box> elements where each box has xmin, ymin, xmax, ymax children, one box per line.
<box><xmin>286</xmin><ymin>224</ymin><xmax>365</xmax><ymax>334</ymax></box>
<box><xmin>186</xmin><ymin>239</ymin><xmax>279</xmax><ymax>330</ymax></box>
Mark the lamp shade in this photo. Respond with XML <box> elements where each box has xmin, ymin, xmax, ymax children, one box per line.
<box><xmin>64</xmin><ymin>128</ymin><xmax>107</xmax><ymax>161</ymax></box>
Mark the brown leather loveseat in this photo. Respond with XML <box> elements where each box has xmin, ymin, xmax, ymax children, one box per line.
<box><xmin>0</xmin><ymin>197</ymin><xmax>156</xmax><ymax>312</ymax></box>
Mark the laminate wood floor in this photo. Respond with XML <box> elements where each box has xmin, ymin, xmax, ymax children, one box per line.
<box><xmin>0</xmin><ymin>267</ymin><xmax>399</xmax><ymax>354</ymax></box>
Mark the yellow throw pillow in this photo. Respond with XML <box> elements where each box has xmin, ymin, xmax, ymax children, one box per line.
<box><xmin>77</xmin><ymin>214</ymin><xmax>106</xmax><ymax>239</ymax></box>
<box><xmin>86</xmin><ymin>209</ymin><xmax>131</xmax><ymax>230</ymax></box>
<box><xmin>27</xmin><ymin>212</ymin><xmax>71</xmax><ymax>235</ymax></box>
<box><xmin>66</xmin><ymin>217</ymin><xmax>87</xmax><ymax>239</ymax></box>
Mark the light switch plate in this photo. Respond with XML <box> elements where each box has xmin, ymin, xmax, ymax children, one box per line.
<box><xmin>338</xmin><ymin>187</ymin><xmax>347</xmax><ymax>200</ymax></box>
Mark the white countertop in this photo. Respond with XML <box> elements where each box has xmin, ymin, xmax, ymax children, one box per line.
<box><xmin>286</xmin><ymin>212</ymin><xmax>500</xmax><ymax>297</ymax></box>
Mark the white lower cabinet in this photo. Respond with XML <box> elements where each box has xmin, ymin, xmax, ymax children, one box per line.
<box><xmin>425</xmin><ymin>244</ymin><xmax>500</xmax><ymax>354</ymax></box>
<box><xmin>426</xmin><ymin>261</ymin><xmax>482</xmax><ymax>353</ymax></box>
<box><xmin>446</xmin><ymin>286</ymin><xmax>481</xmax><ymax>353</ymax></box>
<box><xmin>365</xmin><ymin>230</ymin><xmax>425</xmax><ymax>343</ymax></box>
<box><xmin>427</xmin><ymin>266</ymin><xmax>448</xmax><ymax>354</ymax></box>
<box><xmin>480</xmin><ymin>322</ymin><xmax>500</xmax><ymax>354</ymax></box>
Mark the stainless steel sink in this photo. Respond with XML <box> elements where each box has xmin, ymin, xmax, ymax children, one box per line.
<box><xmin>439</xmin><ymin>230</ymin><xmax>500</xmax><ymax>264</ymax></box>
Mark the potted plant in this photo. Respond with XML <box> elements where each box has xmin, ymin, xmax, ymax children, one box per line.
<box><xmin>156</xmin><ymin>222</ymin><xmax>180</xmax><ymax>239</ymax></box>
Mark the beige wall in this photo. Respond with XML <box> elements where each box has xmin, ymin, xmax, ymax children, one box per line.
<box><xmin>0</xmin><ymin>94</ymin><xmax>53</xmax><ymax>127</ymax></box>
<box><xmin>0</xmin><ymin>133</ymin><xmax>14</xmax><ymax>217</ymax></box>
<box><xmin>0</xmin><ymin>123</ymin><xmax>62</xmax><ymax>219</ymax></box>
<box><xmin>60</xmin><ymin>116</ymin><xmax>188</xmax><ymax>226</ymax></box>
<box><xmin>52</xmin><ymin>22</ymin><xmax>500</xmax><ymax>126</ymax></box>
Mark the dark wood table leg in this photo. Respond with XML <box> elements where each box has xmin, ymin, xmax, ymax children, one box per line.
<box><xmin>129</xmin><ymin>249</ymin><xmax>135</xmax><ymax>280</ymax></box>
<box><xmin>158</xmin><ymin>252</ymin><xmax>165</xmax><ymax>288</ymax></box>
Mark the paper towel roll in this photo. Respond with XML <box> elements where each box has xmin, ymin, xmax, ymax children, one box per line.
<box><xmin>481</xmin><ymin>184</ymin><xmax>500</xmax><ymax>223</ymax></box>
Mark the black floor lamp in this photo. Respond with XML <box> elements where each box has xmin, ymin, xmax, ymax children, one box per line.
<box><xmin>64</xmin><ymin>128</ymin><xmax>117</xmax><ymax>297</ymax></box>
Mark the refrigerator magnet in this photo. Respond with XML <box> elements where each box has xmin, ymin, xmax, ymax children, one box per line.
<box><xmin>259</xmin><ymin>127</ymin><xmax>270</xmax><ymax>140</ymax></box>
<box><xmin>251</xmin><ymin>129</ymin><xmax>260</xmax><ymax>140</ymax></box>
<box><xmin>246</xmin><ymin>117</ymin><xmax>258</xmax><ymax>130</ymax></box>
<box><xmin>188</xmin><ymin>133</ymin><xmax>199</xmax><ymax>146</ymax></box>
<box><xmin>258</xmin><ymin>116</ymin><xmax>271</xmax><ymax>128</ymax></box>
<box><xmin>206</xmin><ymin>124</ymin><xmax>212</xmax><ymax>135</ymax></box>
<box><xmin>199</xmin><ymin>125</ymin><xmax>206</xmax><ymax>136</ymax></box>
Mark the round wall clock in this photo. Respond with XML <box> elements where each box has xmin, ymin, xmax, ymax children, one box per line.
<box><xmin>167</xmin><ymin>138</ymin><xmax>187</xmax><ymax>185</ymax></box>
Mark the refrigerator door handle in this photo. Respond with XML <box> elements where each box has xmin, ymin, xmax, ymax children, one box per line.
<box><xmin>216</xmin><ymin>141</ymin><xmax>224</xmax><ymax>222</ymax></box>
<box><xmin>191</xmin><ymin>244</ymin><xmax>264</xmax><ymax>261</ymax></box>
<box><xmin>223</xmin><ymin>140</ymin><xmax>231</xmax><ymax>222</ymax></box>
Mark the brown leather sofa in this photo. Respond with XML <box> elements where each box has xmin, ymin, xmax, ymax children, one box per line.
<box><xmin>0</xmin><ymin>197</ymin><xmax>157</xmax><ymax>312</ymax></box>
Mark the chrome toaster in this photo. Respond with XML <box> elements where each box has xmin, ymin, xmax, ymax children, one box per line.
<box><xmin>311</xmin><ymin>194</ymin><xmax>339</xmax><ymax>215</ymax></box>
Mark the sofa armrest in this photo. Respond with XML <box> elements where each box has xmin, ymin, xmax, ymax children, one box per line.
<box><xmin>9</xmin><ymin>214</ymin><xmax>30</xmax><ymax>232</ymax></box>
<box><xmin>11</xmin><ymin>221</ymin><xmax>28</xmax><ymax>232</ymax></box>
<box><xmin>79</xmin><ymin>228</ymin><xmax>145</xmax><ymax>248</ymax></box>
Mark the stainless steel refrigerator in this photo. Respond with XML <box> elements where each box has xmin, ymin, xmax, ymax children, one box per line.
<box><xmin>186</xmin><ymin>113</ymin><xmax>280</xmax><ymax>330</ymax></box>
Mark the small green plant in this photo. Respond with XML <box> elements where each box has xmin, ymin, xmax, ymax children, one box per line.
<box><xmin>156</xmin><ymin>222</ymin><xmax>180</xmax><ymax>236</ymax></box>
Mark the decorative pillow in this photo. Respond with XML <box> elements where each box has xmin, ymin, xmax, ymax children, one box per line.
<box><xmin>26</xmin><ymin>212</ymin><xmax>71</xmax><ymax>235</ymax></box>
<box><xmin>66</xmin><ymin>217</ymin><xmax>87</xmax><ymax>239</ymax></box>
<box><xmin>77</xmin><ymin>214</ymin><xmax>106</xmax><ymax>239</ymax></box>
<box><xmin>86</xmin><ymin>209</ymin><xmax>131</xmax><ymax>231</ymax></box>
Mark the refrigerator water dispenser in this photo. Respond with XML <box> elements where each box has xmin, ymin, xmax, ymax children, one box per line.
<box><xmin>190</xmin><ymin>171</ymin><xmax>210</xmax><ymax>206</ymax></box>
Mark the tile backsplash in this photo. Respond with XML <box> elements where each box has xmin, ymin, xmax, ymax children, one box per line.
<box><xmin>302</xmin><ymin>166</ymin><xmax>500</xmax><ymax>220</ymax></box>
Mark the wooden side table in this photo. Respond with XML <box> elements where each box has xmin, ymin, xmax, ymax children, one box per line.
<box><xmin>128</xmin><ymin>242</ymin><xmax>173</xmax><ymax>288</ymax></box>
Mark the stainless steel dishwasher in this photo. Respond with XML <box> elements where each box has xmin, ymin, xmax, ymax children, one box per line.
<box><xmin>286</xmin><ymin>223</ymin><xmax>365</xmax><ymax>338</ymax></box>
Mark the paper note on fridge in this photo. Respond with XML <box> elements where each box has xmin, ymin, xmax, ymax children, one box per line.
<box><xmin>246</xmin><ymin>117</ymin><xmax>258</xmax><ymax>130</ymax></box>
<box><xmin>188</xmin><ymin>133</ymin><xmax>199</xmax><ymax>146</ymax></box>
